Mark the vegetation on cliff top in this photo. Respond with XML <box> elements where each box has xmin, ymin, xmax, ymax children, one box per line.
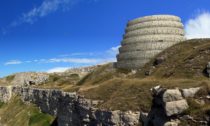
<box><xmin>0</xmin><ymin>96</ymin><xmax>54</xmax><ymax>126</ymax></box>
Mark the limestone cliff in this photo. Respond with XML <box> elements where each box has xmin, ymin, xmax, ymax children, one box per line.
<box><xmin>0</xmin><ymin>86</ymin><xmax>140</xmax><ymax>126</ymax></box>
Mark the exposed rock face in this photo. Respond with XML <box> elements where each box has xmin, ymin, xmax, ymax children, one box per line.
<box><xmin>116</xmin><ymin>15</ymin><xmax>185</xmax><ymax>69</ymax></box>
<box><xmin>181</xmin><ymin>87</ymin><xmax>201</xmax><ymax>98</ymax></box>
<box><xmin>0</xmin><ymin>86</ymin><xmax>12</xmax><ymax>102</ymax></box>
<box><xmin>162</xmin><ymin>89</ymin><xmax>183</xmax><ymax>102</ymax></box>
<box><xmin>165</xmin><ymin>99</ymin><xmax>188</xmax><ymax>116</ymax></box>
<box><xmin>0</xmin><ymin>85</ymin><xmax>206</xmax><ymax>126</ymax></box>
<box><xmin>142</xmin><ymin>86</ymin><xmax>190</xmax><ymax>126</ymax></box>
<box><xmin>0</xmin><ymin>86</ymin><xmax>140</xmax><ymax>126</ymax></box>
<box><xmin>11</xmin><ymin>72</ymin><xmax>49</xmax><ymax>86</ymax></box>
<box><xmin>60</xmin><ymin>65</ymin><xmax>99</xmax><ymax>78</ymax></box>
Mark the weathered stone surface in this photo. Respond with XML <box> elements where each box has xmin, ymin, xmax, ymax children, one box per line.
<box><xmin>164</xmin><ymin>120</ymin><xmax>180</xmax><ymax>126</ymax></box>
<box><xmin>165</xmin><ymin>99</ymin><xmax>189</xmax><ymax>116</ymax></box>
<box><xmin>0</xmin><ymin>86</ymin><xmax>140</xmax><ymax>126</ymax></box>
<box><xmin>0</xmin><ymin>86</ymin><xmax>12</xmax><ymax>102</ymax></box>
<box><xmin>181</xmin><ymin>87</ymin><xmax>201</xmax><ymax>98</ymax></box>
<box><xmin>163</xmin><ymin>89</ymin><xmax>183</xmax><ymax>102</ymax></box>
<box><xmin>143</xmin><ymin>86</ymin><xmax>191</xmax><ymax>126</ymax></box>
<box><xmin>116</xmin><ymin>15</ymin><xmax>185</xmax><ymax>70</ymax></box>
<box><xmin>11</xmin><ymin>72</ymin><xmax>49</xmax><ymax>86</ymax></box>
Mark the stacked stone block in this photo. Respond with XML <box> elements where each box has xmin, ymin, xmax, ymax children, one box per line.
<box><xmin>116</xmin><ymin>15</ymin><xmax>185</xmax><ymax>69</ymax></box>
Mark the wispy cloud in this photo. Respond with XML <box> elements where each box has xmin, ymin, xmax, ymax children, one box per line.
<box><xmin>106</xmin><ymin>45</ymin><xmax>120</xmax><ymax>56</ymax></box>
<box><xmin>2</xmin><ymin>0</ymin><xmax>80</xmax><ymax>34</ymax></box>
<box><xmin>47</xmin><ymin>67</ymin><xmax>71</xmax><ymax>73</ymax></box>
<box><xmin>46</xmin><ymin>58</ymin><xmax>102</xmax><ymax>64</ymax></box>
<box><xmin>13</xmin><ymin>0</ymin><xmax>75</xmax><ymax>26</ymax></box>
<box><xmin>4</xmin><ymin>60</ymin><xmax>23</xmax><ymax>65</ymax></box>
<box><xmin>185</xmin><ymin>11</ymin><xmax>210</xmax><ymax>39</ymax></box>
<box><xmin>4</xmin><ymin>45</ymin><xmax>120</xmax><ymax>66</ymax></box>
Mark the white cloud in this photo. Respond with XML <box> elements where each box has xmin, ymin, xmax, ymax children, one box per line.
<box><xmin>185</xmin><ymin>12</ymin><xmax>210</xmax><ymax>39</ymax></box>
<box><xmin>11</xmin><ymin>0</ymin><xmax>73</xmax><ymax>26</ymax></box>
<box><xmin>47</xmin><ymin>58</ymin><xmax>101</xmax><ymax>64</ymax></box>
<box><xmin>47</xmin><ymin>67</ymin><xmax>71</xmax><ymax>73</ymax></box>
<box><xmin>3</xmin><ymin>45</ymin><xmax>119</xmax><ymax>66</ymax></box>
<box><xmin>106</xmin><ymin>45</ymin><xmax>120</xmax><ymax>56</ymax></box>
<box><xmin>4</xmin><ymin>60</ymin><xmax>23</xmax><ymax>65</ymax></box>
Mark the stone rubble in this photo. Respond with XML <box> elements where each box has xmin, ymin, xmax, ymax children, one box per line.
<box><xmin>141</xmin><ymin>86</ymin><xmax>192</xmax><ymax>126</ymax></box>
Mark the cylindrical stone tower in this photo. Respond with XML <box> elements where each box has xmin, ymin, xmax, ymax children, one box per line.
<box><xmin>116</xmin><ymin>15</ymin><xmax>185</xmax><ymax>69</ymax></box>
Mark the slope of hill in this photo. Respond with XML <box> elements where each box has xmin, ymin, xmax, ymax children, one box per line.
<box><xmin>64</xmin><ymin>39</ymin><xmax>210</xmax><ymax>111</ymax></box>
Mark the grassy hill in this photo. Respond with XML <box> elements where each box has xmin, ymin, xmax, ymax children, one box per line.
<box><xmin>61</xmin><ymin>39</ymin><xmax>210</xmax><ymax>111</ymax></box>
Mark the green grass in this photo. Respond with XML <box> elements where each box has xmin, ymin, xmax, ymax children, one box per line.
<box><xmin>0</xmin><ymin>96</ymin><xmax>55</xmax><ymax>126</ymax></box>
<box><xmin>29</xmin><ymin>112</ymin><xmax>53</xmax><ymax>126</ymax></box>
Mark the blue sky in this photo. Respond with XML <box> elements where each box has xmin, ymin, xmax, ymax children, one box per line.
<box><xmin>0</xmin><ymin>0</ymin><xmax>210</xmax><ymax>77</ymax></box>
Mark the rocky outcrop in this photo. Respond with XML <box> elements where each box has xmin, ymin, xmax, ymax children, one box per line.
<box><xmin>60</xmin><ymin>65</ymin><xmax>99</xmax><ymax>78</ymax></box>
<box><xmin>0</xmin><ymin>86</ymin><xmax>140</xmax><ymax>126</ymax></box>
<box><xmin>142</xmin><ymin>86</ymin><xmax>190</xmax><ymax>126</ymax></box>
<box><xmin>181</xmin><ymin>87</ymin><xmax>200</xmax><ymax>98</ymax></box>
<box><xmin>0</xmin><ymin>85</ymin><xmax>207</xmax><ymax>126</ymax></box>
<box><xmin>11</xmin><ymin>72</ymin><xmax>49</xmax><ymax>86</ymax></box>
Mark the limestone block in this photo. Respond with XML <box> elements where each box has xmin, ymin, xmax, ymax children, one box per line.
<box><xmin>162</xmin><ymin>89</ymin><xmax>183</xmax><ymax>102</ymax></box>
<box><xmin>164</xmin><ymin>120</ymin><xmax>180</xmax><ymax>126</ymax></box>
<box><xmin>181</xmin><ymin>87</ymin><xmax>201</xmax><ymax>98</ymax></box>
<box><xmin>165</xmin><ymin>99</ymin><xmax>189</xmax><ymax>116</ymax></box>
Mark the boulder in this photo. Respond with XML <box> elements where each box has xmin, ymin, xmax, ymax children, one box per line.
<box><xmin>164</xmin><ymin>120</ymin><xmax>180</xmax><ymax>126</ymax></box>
<box><xmin>181</xmin><ymin>87</ymin><xmax>200</xmax><ymax>98</ymax></box>
<box><xmin>165</xmin><ymin>99</ymin><xmax>189</xmax><ymax>116</ymax></box>
<box><xmin>121</xmin><ymin>111</ymin><xmax>140</xmax><ymax>126</ymax></box>
<box><xmin>163</xmin><ymin>89</ymin><xmax>183</xmax><ymax>102</ymax></box>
